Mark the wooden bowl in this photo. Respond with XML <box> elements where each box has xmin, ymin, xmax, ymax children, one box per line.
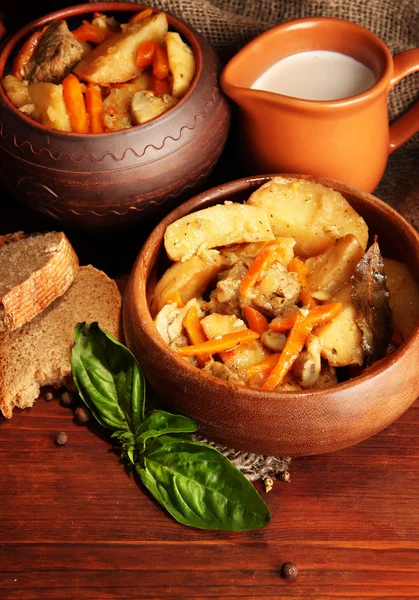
<box><xmin>123</xmin><ymin>175</ymin><xmax>419</xmax><ymax>456</ymax></box>
<box><xmin>0</xmin><ymin>3</ymin><xmax>230</xmax><ymax>230</ymax></box>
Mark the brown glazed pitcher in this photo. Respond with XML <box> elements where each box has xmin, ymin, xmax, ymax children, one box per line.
<box><xmin>221</xmin><ymin>17</ymin><xmax>419</xmax><ymax>192</ymax></box>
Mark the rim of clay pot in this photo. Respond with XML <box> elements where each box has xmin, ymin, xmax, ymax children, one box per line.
<box><xmin>130</xmin><ymin>173</ymin><xmax>419</xmax><ymax>405</ymax></box>
<box><xmin>0</xmin><ymin>2</ymin><xmax>204</xmax><ymax>137</ymax></box>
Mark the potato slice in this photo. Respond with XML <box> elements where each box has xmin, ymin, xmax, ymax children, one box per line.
<box><xmin>201</xmin><ymin>313</ymin><xmax>269</xmax><ymax>377</ymax></box>
<box><xmin>315</xmin><ymin>283</ymin><xmax>364</xmax><ymax>366</ymax></box>
<box><xmin>165</xmin><ymin>203</ymin><xmax>274</xmax><ymax>262</ymax></box>
<box><xmin>221</xmin><ymin>237</ymin><xmax>295</xmax><ymax>267</ymax></box>
<box><xmin>223</xmin><ymin>340</ymin><xmax>270</xmax><ymax>377</ymax></box>
<box><xmin>28</xmin><ymin>82</ymin><xmax>71</xmax><ymax>132</ymax></box>
<box><xmin>384</xmin><ymin>258</ymin><xmax>419</xmax><ymax>340</ymax></box>
<box><xmin>103</xmin><ymin>85</ymin><xmax>139</xmax><ymax>131</ymax></box>
<box><xmin>131</xmin><ymin>70</ymin><xmax>151</xmax><ymax>90</ymax></box>
<box><xmin>74</xmin><ymin>12</ymin><xmax>168</xmax><ymax>84</ymax></box>
<box><xmin>166</xmin><ymin>31</ymin><xmax>196</xmax><ymax>98</ymax></box>
<box><xmin>201</xmin><ymin>313</ymin><xmax>247</xmax><ymax>339</ymax></box>
<box><xmin>2</xmin><ymin>74</ymin><xmax>32</xmax><ymax>108</ymax></box>
<box><xmin>131</xmin><ymin>90</ymin><xmax>177</xmax><ymax>124</ymax></box>
<box><xmin>150</xmin><ymin>255</ymin><xmax>224</xmax><ymax>317</ymax></box>
<box><xmin>247</xmin><ymin>177</ymin><xmax>368</xmax><ymax>258</ymax></box>
<box><xmin>306</xmin><ymin>234</ymin><xmax>365</xmax><ymax>295</ymax></box>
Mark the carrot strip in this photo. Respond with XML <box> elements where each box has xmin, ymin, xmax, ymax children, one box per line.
<box><xmin>164</xmin><ymin>291</ymin><xmax>184</xmax><ymax>308</ymax></box>
<box><xmin>178</xmin><ymin>330</ymin><xmax>259</xmax><ymax>357</ymax></box>
<box><xmin>151</xmin><ymin>75</ymin><xmax>170</xmax><ymax>95</ymax></box>
<box><xmin>239</xmin><ymin>240</ymin><xmax>284</xmax><ymax>297</ymax></box>
<box><xmin>11</xmin><ymin>27</ymin><xmax>46</xmax><ymax>79</ymax></box>
<box><xmin>262</xmin><ymin>303</ymin><xmax>342</xmax><ymax>391</ymax></box>
<box><xmin>243</xmin><ymin>306</ymin><xmax>269</xmax><ymax>336</ymax></box>
<box><xmin>248</xmin><ymin>353</ymin><xmax>280</xmax><ymax>376</ymax></box>
<box><xmin>152</xmin><ymin>43</ymin><xmax>169</xmax><ymax>80</ymax></box>
<box><xmin>288</xmin><ymin>257</ymin><xmax>317</xmax><ymax>308</ymax></box>
<box><xmin>129</xmin><ymin>7</ymin><xmax>154</xmax><ymax>22</ymax></box>
<box><xmin>85</xmin><ymin>83</ymin><xmax>105</xmax><ymax>133</ymax></box>
<box><xmin>135</xmin><ymin>39</ymin><xmax>156</xmax><ymax>67</ymax></box>
<box><xmin>248</xmin><ymin>355</ymin><xmax>297</xmax><ymax>388</ymax></box>
<box><xmin>72</xmin><ymin>21</ymin><xmax>111</xmax><ymax>44</ymax></box>
<box><xmin>62</xmin><ymin>74</ymin><xmax>89</xmax><ymax>134</ymax></box>
<box><xmin>269</xmin><ymin>314</ymin><xmax>298</xmax><ymax>333</ymax></box>
<box><xmin>248</xmin><ymin>354</ymin><xmax>301</xmax><ymax>388</ymax></box>
<box><xmin>183</xmin><ymin>306</ymin><xmax>209</xmax><ymax>367</ymax></box>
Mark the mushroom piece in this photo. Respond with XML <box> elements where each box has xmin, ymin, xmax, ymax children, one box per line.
<box><xmin>260</xmin><ymin>329</ymin><xmax>286</xmax><ymax>352</ymax></box>
<box><xmin>293</xmin><ymin>334</ymin><xmax>322</xmax><ymax>388</ymax></box>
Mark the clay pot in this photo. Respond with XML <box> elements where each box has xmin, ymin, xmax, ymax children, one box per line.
<box><xmin>123</xmin><ymin>174</ymin><xmax>419</xmax><ymax>456</ymax></box>
<box><xmin>0</xmin><ymin>3</ymin><xmax>230</xmax><ymax>230</ymax></box>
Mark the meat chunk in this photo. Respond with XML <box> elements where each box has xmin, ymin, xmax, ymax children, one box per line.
<box><xmin>25</xmin><ymin>20</ymin><xmax>85</xmax><ymax>83</ymax></box>
<box><xmin>203</xmin><ymin>360</ymin><xmax>246</xmax><ymax>386</ymax></box>
<box><xmin>207</xmin><ymin>256</ymin><xmax>301</xmax><ymax>320</ymax></box>
<box><xmin>206</xmin><ymin>261</ymin><xmax>247</xmax><ymax>317</ymax></box>
<box><xmin>131</xmin><ymin>90</ymin><xmax>178</xmax><ymax>125</ymax></box>
<box><xmin>246</xmin><ymin>261</ymin><xmax>301</xmax><ymax>318</ymax></box>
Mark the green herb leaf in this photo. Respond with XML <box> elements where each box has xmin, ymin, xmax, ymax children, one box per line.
<box><xmin>71</xmin><ymin>323</ymin><xmax>145</xmax><ymax>433</ymax></box>
<box><xmin>71</xmin><ymin>324</ymin><xmax>271</xmax><ymax>532</ymax></box>
<box><xmin>136</xmin><ymin>437</ymin><xmax>271</xmax><ymax>531</ymax></box>
<box><xmin>136</xmin><ymin>410</ymin><xmax>198</xmax><ymax>453</ymax></box>
<box><xmin>111</xmin><ymin>430</ymin><xmax>137</xmax><ymax>465</ymax></box>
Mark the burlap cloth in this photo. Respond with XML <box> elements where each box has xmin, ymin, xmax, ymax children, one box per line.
<box><xmin>95</xmin><ymin>0</ymin><xmax>419</xmax><ymax>481</ymax></box>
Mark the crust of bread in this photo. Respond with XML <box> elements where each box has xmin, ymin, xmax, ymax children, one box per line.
<box><xmin>0</xmin><ymin>265</ymin><xmax>122</xmax><ymax>419</ymax></box>
<box><xmin>0</xmin><ymin>232</ymin><xmax>79</xmax><ymax>332</ymax></box>
<box><xmin>0</xmin><ymin>232</ymin><xmax>25</xmax><ymax>247</ymax></box>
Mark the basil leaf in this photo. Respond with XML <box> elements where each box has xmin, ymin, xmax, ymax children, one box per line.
<box><xmin>111</xmin><ymin>431</ymin><xmax>137</xmax><ymax>465</ymax></box>
<box><xmin>71</xmin><ymin>323</ymin><xmax>145</xmax><ymax>433</ymax></box>
<box><xmin>136</xmin><ymin>410</ymin><xmax>198</xmax><ymax>452</ymax></box>
<box><xmin>136</xmin><ymin>437</ymin><xmax>271</xmax><ymax>531</ymax></box>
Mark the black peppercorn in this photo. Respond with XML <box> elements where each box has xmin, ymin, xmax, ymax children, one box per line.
<box><xmin>60</xmin><ymin>391</ymin><xmax>77</xmax><ymax>407</ymax></box>
<box><xmin>55</xmin><ymin>431</ymin><xmax>68</xmax><ymax>446</ymax></box>
<box><xmin>281</xmin><ymin>470</ymin><xmax>291</xmax><ymax>483</ymax></box>
<box><xmin>75</xmin><ymin>406</ymin><xmax>91</xmax><ymax>424</ymax></box>
<box><xmin>44</xmin><ymin>392</ymin><xmax>54</xmax><ymax>402</ymax></box>
<box><xmin>280</xmin><ymin>562</ymin><xmax>298</xmax><ymax>580</ymax></box>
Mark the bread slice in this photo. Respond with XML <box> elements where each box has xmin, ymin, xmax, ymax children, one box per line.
<box><xmin>0</xmin><ymin>231</ymin><xmax>79</xmax><ymax>332</ymax></box>
<box><xmin>0</xmin><ymin>265</ymin><xmax>122</xmax><ymax>418</ymax></box>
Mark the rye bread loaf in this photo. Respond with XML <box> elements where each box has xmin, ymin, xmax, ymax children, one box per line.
<box><xmin>0</xmin><ymin>231</ymin><xmax>79</xmax><ymax>332</ymax></box>
<box><xmin>0</xmin><ymin>265</ymin><xmax>122</xmax><ymax>419</ymax></box>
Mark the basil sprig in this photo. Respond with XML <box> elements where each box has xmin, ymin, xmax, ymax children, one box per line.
<box><xmin>71</xmin><ymin>323</ymin><xmax>271</xmax><ymax>531</ymax></box>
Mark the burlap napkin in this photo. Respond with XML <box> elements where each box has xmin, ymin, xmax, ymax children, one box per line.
<box><xmin>94</xmin><ymin>0</ymin><xmax>418</xmax><ymax>479</ymax></box>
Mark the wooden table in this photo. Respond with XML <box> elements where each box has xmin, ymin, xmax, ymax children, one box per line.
<box><xmin>1</xmin><ymin>390</ymin><xmax>418</xmax><ymax>599</ymax></box>
<box><xmin>1</xmin><ymin>182</ymin><xmax>419</xmax><ymax>599</ymax></box>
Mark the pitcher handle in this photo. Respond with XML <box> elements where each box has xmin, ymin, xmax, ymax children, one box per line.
<box><xmin>388</xmin><ymin>48</ymin><xmax>419</xmax><ymax>154</ymax></box>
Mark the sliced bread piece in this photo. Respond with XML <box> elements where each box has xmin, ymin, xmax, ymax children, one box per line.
<box><xmin>0</xmin><ymin>231</ymin><xmax>79</xmax><ymax>332</ymax></box>
<box><xmin>0</xmin><ymin>265</ymin><xmax>122</xmax><ymax>419</ymax></box>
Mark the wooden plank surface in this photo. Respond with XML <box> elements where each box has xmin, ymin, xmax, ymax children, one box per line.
<box><xmin>1</xmin><ymin>393</ymin><xmax>418</xmax><ymax>599</ymax></box>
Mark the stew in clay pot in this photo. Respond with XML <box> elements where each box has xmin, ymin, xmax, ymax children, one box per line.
<box><xmin>2</xmin><ymin>7</ymin><xmax>196</xmax><ymax>133</ymax></box>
